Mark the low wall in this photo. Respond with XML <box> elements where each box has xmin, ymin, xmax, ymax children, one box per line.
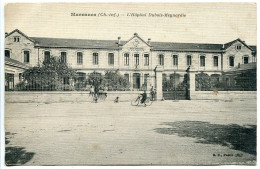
<box><xmin>5</xmin><ymin>91</ymin><xmax>257</xmax><ymax>103</ymax></box>
<box><xmin>5</xmin><ymin>91</ymin><xmax>144</xmax><ymax>103</ymax></box>
<box><xmin>190</xmin><ymin>91</ymin><xmax>257</xmax><ymax>101</ymax></box>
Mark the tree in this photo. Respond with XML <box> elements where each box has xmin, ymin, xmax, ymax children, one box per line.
<box><xmin>195</xmin><ymin>72</ymin><xmax>211</xmax><ymax>91</ymax></box>
<box><xmin>21</xmin><ymin>56</ymin><xmax>76</xmax><ymax>91</ymax></box>
<box><xmin>86</xmin><ymin>70</ymin><xmax>130</xmax><ymax>91</ymax></box>
<box><xmin>103</xmin><ymin>70</ymin><xmax>130</xmax><ymax>91</ymax></box>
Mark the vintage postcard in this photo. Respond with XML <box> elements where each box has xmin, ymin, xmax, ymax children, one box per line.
<box><xmin>3</xmin><ymin>2</ymin><xmax>257</xmax><ymax>166</ymax></box>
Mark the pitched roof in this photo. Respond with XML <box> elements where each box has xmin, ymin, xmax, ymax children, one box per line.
<box><xmin>6</xmin><ymin>29</ymin><xmax>256</xmax><ymax>52</ymax></box>
<box><xmin>5</xmin><ymin>29</ymin><xmax>35</xmax><ymax>43</ymax></box>
<box><xmin>250</xmin><ymin>45</ymin><xmax>257</xmax><ymax>51</ymax></box>
<box><xmin>5</xmin><ymin>57</ymin><xmax>29</xmax><ymax>69</ymax></box>
<box><xmin>150</xmin><ymin>41</ymin><xmax>223</xmax><ymax>52</ymax></box>
<box><xmin>30</xmin><ymin>36</ymin><xmax>224</xmax><ymax>52</ymax></box>
<box><xmin>224</xmin><ymin>38</ymin><xmax>254</xmax><ymax>51</ymax></box>
<box><xmin>31</xmin><ymin>37</ymin><xmax>121</xmax><ymax>49</ymax></box>
<box><xmin>123</xmin><ymin>33</ymin><xmax>151</xmax><ymax>47</ymax></box>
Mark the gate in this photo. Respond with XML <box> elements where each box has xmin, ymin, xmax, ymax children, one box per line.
<box><xmin>162</xmin><ymin>72</ymin><xmax>189</xmax><ymax>100</ymax></box>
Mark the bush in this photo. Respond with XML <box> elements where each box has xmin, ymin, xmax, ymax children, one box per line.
<box><xmin>14</xmin><ymin>81</ymin><xmax>27</xmax><ymax>91</ymax></box>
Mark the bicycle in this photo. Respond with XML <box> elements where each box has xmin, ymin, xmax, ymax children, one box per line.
<box><xmin>131</xmin><ymin>95</ymin><xmax>153</xmax><ymax>106</ymax></box>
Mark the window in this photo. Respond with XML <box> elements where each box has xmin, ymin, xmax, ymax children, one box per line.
<box><xmin>213</xmin><ymin>56</ymin><xmax>218</xmax><ymax>67</ymax></box>
<box><xmin>229</xmin><ymin>56</ymin><xmax>234</xmax><ymax>67</ymax></box>
<box><xmin>134</xmin><ymin>54</ymin><xmax>139</xmax><ymax>66</ymax></box>
<box><xmin>61</xmin><ymin>52</ymin><xmax>67</xmax><ymax>63</ymax></box>
<box><xmin>108</xmin><ymin>53</ymin><xmax>114</xmax><ymax>65</ymax></box>
<box><xmin>144</xmin><ymin>54</ymin><xmax>149</xmax><ymax>66</ymax></box>
<box><xmin>124</xmin><ymin>53</ymin><xmax>129</xmax><ymax>65</ymax></box>
<box><xmin>24</xmin><ymin>51</ymin><xmax>30</xmax><ymax>63</ymax></box>
<box><xmin>44</xmin><ymin>51</ymin><xmax>51</xmax><ymax>62</ymax></box>
<box><xmin>244</xmin><ymin>56</ymin><xmax>249</xmax><ymax>64</ymax></box>
<box><xmin>236</xmin><ymin>45</ymin><xmax>242</xmax><ymax>50</ymax></box>
<box><xmin>187</xmin><ymin>55</ymin><xmax>192</xmax><ymax>66</ymax></box>
<box><xmin>124</xmin><ymin>74</ymin><xmax>129</xmax><ymax>82</ymax></box>
<box><xmin>200</xmin><ymin>55</ymin><xmax>205</xmax><ymax>67</ymax></box>
<box><xmin>159</xmin><ymin>54</ymin><xmax>164</xmax><ymax>65</ymax></box>
<box><xmin>93</xmin><ymin>53</ymin><xmax>98</xmax><ymax>65</ymax></box>
<box><xmin>5</xmin><ymin>50</ymin><xmax>10</xmax><ymax>58</ymax></box>
<box><xmin>14</xmin><ymin>36</ymin><xmax>20</xmax><ymax>42</ymax></box>
<box><xmin>173</xmin><ymin>55</ymin><xmax>178</xmax><ymax>66</ymax></box>
<box><xmin>77</xmin><ymin>52</ymin><xmax>83</xmax><ymax>65</ymax></box>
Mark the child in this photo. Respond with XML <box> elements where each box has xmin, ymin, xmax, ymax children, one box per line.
<box><xmin>114</xmin><ymin>97</ymin><xmax>119</xmax><ymax>103</ymax></box>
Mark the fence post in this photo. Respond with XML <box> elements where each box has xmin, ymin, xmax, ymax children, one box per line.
<box><xmin>188</xmin><ymin>67</ymin><xmax>196</xmax><ymax>100</ymax></box>
<box><xmin>155</xmin><ymin>65</ymin><xmax>163</xmax><ymax>101</ymax></box>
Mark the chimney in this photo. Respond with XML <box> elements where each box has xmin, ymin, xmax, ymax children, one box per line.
<box><xmin>222</xmin><ymin>44</ymin><xmax>225</xmax><ymax>49</ymax></box>
<box><xmin>148</xmin><ymin>38</ymin><xmax>151</xmax><ymax>45</ymax></box>
<box><xmin>118</xmin><ymin>36</ymin><xmax>121</xmax><ymax>46</ymax></box>
<box><xmin>5</xmin><ymin>32</ymin><xmax>8</xmax><ymax>36</ymax></box>
<box><xmin>134</xmin><ymin>33</ymin><xmax>138</xmax><ymax>36</ymax></box>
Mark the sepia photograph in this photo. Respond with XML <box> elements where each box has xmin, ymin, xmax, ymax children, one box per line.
<box><xmin>2</xmin><ymin>2</ymin><xmax>257</xmax><ymax>166</ymax></box>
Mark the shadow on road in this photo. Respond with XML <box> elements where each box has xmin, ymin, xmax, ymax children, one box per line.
<box><xmin>5</xmin><ymin>132</ymin><xmax>35</xmax><ymax>166</ymax></box>
<box><xmin>154</xmin><ymin>121</ymin><xmax>256</xmax><ymax>155</ymax></box>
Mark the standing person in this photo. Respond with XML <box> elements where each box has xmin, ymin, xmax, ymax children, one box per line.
<box><xmin>89</xmin><ymin>85</ymin><xmax>94</xmax><ymax>97</ymax></box>
<box><xmin>150</xmin><ymin>86</ymin><xmax>155</xmax><ymax>101</ymax></box>
<box><xmin>153</xmin><ymin>88</ymin><xmax>156</xmax><ymax>101</ymax></box>
<box><xmin>140</xmin><ymin>90</ymin><xmax>147</xmax><ymax>107</ymax></box>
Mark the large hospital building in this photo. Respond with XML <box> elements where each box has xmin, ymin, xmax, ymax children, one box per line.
<box><xmin>4</xmin><ymin>29</ymin><xmax>257</xmax><ymax>94</ymax></box>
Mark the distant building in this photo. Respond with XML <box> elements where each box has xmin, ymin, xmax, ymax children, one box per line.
<box><xmin>4</xmin><ymin>29</ymin><xmax>257</xmax><ymax>91</ymax></box>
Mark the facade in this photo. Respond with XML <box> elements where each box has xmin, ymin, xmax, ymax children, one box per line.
<box><xmin>5</xmin><ymin>29</ymin><xmax>257</xmax><ymax>92</ymax></box>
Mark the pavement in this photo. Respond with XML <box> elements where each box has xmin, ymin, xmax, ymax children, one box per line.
<box><xmin>4</xmin><ymin>99</ymin><xmax>257</xmax><ymax>165</ymax></box>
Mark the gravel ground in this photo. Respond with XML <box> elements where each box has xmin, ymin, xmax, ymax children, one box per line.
<box><xmin>5</xmin><ymin>99</ymin><xmax>256</xmax><ymax>165</ymax></box>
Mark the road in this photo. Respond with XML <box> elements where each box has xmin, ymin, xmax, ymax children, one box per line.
<box><xmin>5</xmin><ymin>99</ymin><xmax>256</xmax><ymax>165</ymax></box>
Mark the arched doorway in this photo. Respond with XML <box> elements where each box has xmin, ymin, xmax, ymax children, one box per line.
<box><xmin>133</xmin><ymin>73</ymin><xmax>140</xmax><ymax>89</ymax></box>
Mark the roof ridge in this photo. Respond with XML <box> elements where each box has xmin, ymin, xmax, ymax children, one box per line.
<box><xmin>30</xmin><ymin>37</ymin><xmax>120</xmax><ymax>41</ymax></box>
<box><xmin>151</xmin><ymin>41</ymin><xmax>223</xmax><ymax>45</ymax></box>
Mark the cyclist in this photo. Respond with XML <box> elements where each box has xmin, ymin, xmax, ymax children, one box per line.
<box><xmin>140</xmin><ymin>90</ymin><xmax>147</xmax><ymax>106</ymax></box>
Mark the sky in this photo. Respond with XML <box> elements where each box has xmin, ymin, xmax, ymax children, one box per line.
<box><xmin>5</xmin><ymin>3</ymin><xmax>257</xmax><ymax>45</ymax></box>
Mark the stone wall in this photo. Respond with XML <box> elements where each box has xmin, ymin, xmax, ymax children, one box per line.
<box><xmin>190</xmin><ymin>91</ymin><xmax>256</xmax><ymax>101</ymax></box>
<box><xmin>5</xmin><ymin>91</ymin><xmax>144</xmax><ymax>103</ymax></box>
<box><xmin>5</xmin><ymin>91</ymin><xmax>256</xmax><ymax>103</ymax></box>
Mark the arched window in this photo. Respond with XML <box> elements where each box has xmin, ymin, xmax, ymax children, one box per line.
<box><xmin>93</xmin><ymin>53</ymin><xmax>99</xmax><ymax>65</ymax></box>
<box><xmin>159</xmin><ymin>54</ymin><xmax>164</xmax><ymax>65</ymax></box>
<box><xmin>60</xmin><ymin>52</ymin><xmax>67</xmax><ymax>63</ymax></box>
<box><xmin>173</xmin><ymin>55</ymin><xmax>178</xmax><ymax>66</ymax></box>
<box><xmin>200</xmin><ymin>55</ymin><xmax>205</xmax><ymax>67</ymax></box>
<box><xmin>44</xmin><ymin>51</ymin><xmax>50</xmax><ymax>62</ymax></box>
<box><xmin>187</xmin><ymin>55</ymin><xmax>192</xmax><ymax>66</ymax></box>
<box><xmin>229</xmin><ymin>56</ymin><xmax>234</xmax><ymax>67</ymax></box>
<box><xmin>24</xmin><ymin>51</ymin><xmax>30</xmax><ymax>63</ymax></box>
<box><xmin>77</xmin><ymin>52</ymin><xmax>83</xmax><ymax>65</ymax></box>
<box><xmin>124</xmin><ymin>53</ymin><xmax>129</xmax><ymax>65</ymax></box>
<box><xmin>134</xmin><ymin>54</ymin><xmax>139</xmax><ymax>66</ymax></box>
<box><xmin>108</xmin><ymin>53</ymin><xmax>114</xmax><ymax>65</ymax></box>
<box><xmin>213</xmin><ymin>56</ymin><xmax>218</xmax><ymax>67</ymax></box>
<box><xmin>144</xmin><ymin>54</ymin><xmax>149</xmax><ymax>66</ymax></box>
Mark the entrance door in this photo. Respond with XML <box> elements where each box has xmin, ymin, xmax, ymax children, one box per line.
<box><xmin>5</xmin><ymin>73</ymin><xmax>14</xmax><ymax>91</ymax></box>
<box><xmin>133</xmin><ymin>73</ymin><xmax>140</xmax><ymax>89</ymax></box>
